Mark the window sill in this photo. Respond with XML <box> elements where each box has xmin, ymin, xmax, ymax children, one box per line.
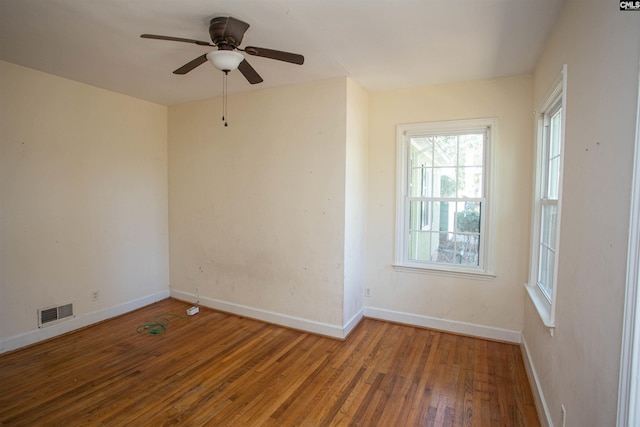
<box><xmin>393</xmin><ymin>263</ymin><xmax>496</xmax><ymax>281</ymax></box>
<box><xmin>525</xmin><ymin>283</ymin><xmax>555</xmax><ymax>333</ymax></box>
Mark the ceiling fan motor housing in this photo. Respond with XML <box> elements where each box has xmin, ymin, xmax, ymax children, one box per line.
<box><xmin>209</xmin><ymin>16</ymin><xmax>249</xmax><ymax>48</ymax></box>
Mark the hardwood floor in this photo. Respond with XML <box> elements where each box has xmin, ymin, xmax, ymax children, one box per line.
<box><xmin>0</xmin><ymin>298</ymin><xmax>539</xmax><ymax>426</ymax></box>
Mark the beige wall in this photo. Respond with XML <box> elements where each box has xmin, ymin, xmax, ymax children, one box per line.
<box><xmin>523</xmin><ymin>2</ymin><xmax>640</xmax><ymax>426</ymax></box>
<box><xmin>168</xmin><ymin>78</ymin><xmax>349</xmax><ymax>328</ymax></box>
<box><xmin>343</xmin><ymin>78</ymin><xmax>369</xmax><ymax>325</ymax></box>
<box><xmin>365</xmin><ymin>75</ymin><xmax>534</xmax><ymax>333</ymax></box>
<box><xmin>0</xmin><ymin>61</ymin><xmax>169</xmax><ymax>349</ymax></box>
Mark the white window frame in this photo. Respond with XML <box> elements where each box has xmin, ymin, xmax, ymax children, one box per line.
<box><xmin>617</xmin><ymin>57</ymin><xmax>640</xmax><ymax>427</ymax></box>
<box><xmin>394</xmin><ymin>118</ymin><xmax>496</xmax><ymax>279</ymax></box>
<box><xmin>526</xmin><ymin>65</ymin><xmax>567</xmax><ymax>329</ymax></box>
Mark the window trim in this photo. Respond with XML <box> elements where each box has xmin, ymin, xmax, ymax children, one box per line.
<box><xmin>526</xmin><ymin>65</ymin><xmax>567</xmax><ymax>330</ymax></box>
<box><xmin>394</xmin><ymin>118</ymin><xmax>497</xmax><ymax>279</ymax></box>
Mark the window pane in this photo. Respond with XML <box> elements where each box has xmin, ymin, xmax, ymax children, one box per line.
<box><xmin>457</xmin><ymin>166</ymin><xmax>483</xmax><ymax>198</ymax></box>
<box><xmin>433</xmin><ymin>232</ymin><xmax>455</xmax><ymax>263</ymax></box>
<box><xmin>547</xmin><ymin>157</ymin><xmax>560</xmax><ymax>199</ymax></box>
<box><xmin>430</xmin><ymin>232</ymin><xmax>443</xmax><ymax>262</ymax></box>
<box><xmin>434</xmin><ymin>168</ymin><xmax>457</xmax><ymax>197</ymax></box>
<box><xmin>431</xmin><ymin>202</ymin><xmax>444</xmax><ymax>231</ymax></box>
<box><xmin>430</xmin><ymin>232</ymin><xmax>480</xmax><ymax>266</ymax></box>
<box><xmin>408</xmin><ymin>231</ymin><xmax>432</xmax><ymax>262</ymax></box>
<box><xmin>410</xmin><ymin>137</ymin><xmax>434</xmax><ymax>164</ymax></box>
<box><xmin>541</xmin><ymin>203</ymin><xmax>557</xmax><ymax>249</ymax></box>
<box><xmin>457</xmin><ymin>233</ymin><xmax>480</xmax><ymax>266</ymax></box>
<box><xmin>546</xmin><ymin>107</ymin><xmax>562</xmax><ymax>199</ymax></box>
<box><xmin>549</xmin><ymin>109</ymin><xmax>562</xmax><ymax>157</ymax></box>
<box><xmin>456</xmin><ymin>202</ymin><xmax>481</xmax><ymax>233</ymax></box>
<box><xmin>409</xmin><ymin>166</ymin><xmax>432</xmax><ymax>197</ymax></box>
<box><xmin>545</xmin><ymin>250</ymin><xmax>555</xmax><ymax>301</ymax></box>
<box><xmin>409</xmin><ymin>200</ymin><xmax>430</xmax><ymax>230</ymax></box>
<box><xmin>432</xmin><ymin>201</ymin><xmax>452</xmax><ymax>232</ymax></box>
<box><xmin>410</xmin><ymin>151</ymin><xmax>429</xmax><ymax>168</ymax></box>
<box><xmin>537</xmin><ymin>246</ymin><xmax>555</xmax><ymax>302</ymax></box>
<box><xmin>409</xmin><ymin>139</ymin><xmax>434</xmax><ymax>197</ymax></box>
<box><xmin>538</xmin><ymin>246</ymin><xmax>549</xmax><ymax>291</ymax></box>
<box><xmin>434</xmin><ymin>136</ymin><xmax>457</xmax><ymax>166</ymax></box>
<box><xmin>458</xmin><ymin>134</ymin><xmax>484</xmax><ymax>166</ymax></box>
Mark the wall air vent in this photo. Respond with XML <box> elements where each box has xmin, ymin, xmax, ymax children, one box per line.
<box><xmin>38</xmin><ymin>303</ymin><xmax>74</xmax><ymax>328</ymax></box>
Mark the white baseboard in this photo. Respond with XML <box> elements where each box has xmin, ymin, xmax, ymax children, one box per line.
<box><xmin>521</xmin><ymin>335</ymin><xmax>553</xmax><ymax>427</ymax></box>
<box><xmin>0</xmin><ymin>290</ymin><xmax>170</xmax><ymax>354</ymax></box>
<box><xmin>171</xmin><ymin>289</ymin><xmax>362</xmax><ymax>340</ymax></box>
<box><xmin>343</xmin><ymin>309</ymin><xmax>365</xmax><ymax>338</ymax></box>
<box><xmin>172</xmin><ymin>290</ymin><xmax>520</xmax><ymax>343</ymax></box>
<box><xmin>363</xmin><ymin>306</ymin><xmax>522</xmax><ymax>343</ymax></box>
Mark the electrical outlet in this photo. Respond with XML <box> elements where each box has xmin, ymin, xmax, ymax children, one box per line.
<box><xmin>92</xmin><ymin>290</ymin><xmax>99</xmax><ymax>301</ymax></box>
<box><xmin>365</xmin><ymin>288</ymin><xmax>371</xmax><ymax>297</ymax></box>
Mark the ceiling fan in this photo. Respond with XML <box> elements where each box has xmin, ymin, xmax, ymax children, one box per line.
<box><xmin>141</xmin><ymin>16</ymin><xmax>305</xmax><ymax>84</ymax></box>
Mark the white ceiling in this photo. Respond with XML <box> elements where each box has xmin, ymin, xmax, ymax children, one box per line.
<box><xmin>0</xmin><ymin>0</ymin><xmax>564</xmax><ymax>106</ymax></box>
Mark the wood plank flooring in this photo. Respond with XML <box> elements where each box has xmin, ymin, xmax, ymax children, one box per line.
<box><xmin>0</xmin><ymin>298</ymin><xmax>540</xmax><ymax>426</ymax></box>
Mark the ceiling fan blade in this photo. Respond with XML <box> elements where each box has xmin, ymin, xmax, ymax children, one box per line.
<box><xmin>141</xmin><ymin>34</ymin><xmax>214</xmax><ymax>46</ymax></box>
<box><xmin>238</xmin><ymin>59</ymin><xmax>264</xmax><ymax>84</ymax></box>
<box><xmin>243</xmin><ymin>46</ymin><xmax>304</xmax><ymax>65</ymax></box>
<box><xmin>173</xmin><ymin>54</ymin><xmax>208</xmax><ymax>75</ymax></box>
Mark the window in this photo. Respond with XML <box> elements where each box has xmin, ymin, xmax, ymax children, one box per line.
<box><xmin>395</xmin><ymin>119</ymin><xmax>495</xmax><ymax>277</ymax></box>
<box><xmin>527</xmin><ymin>65</ymin><xmax>567</xmax><ymax>328</ymax></box>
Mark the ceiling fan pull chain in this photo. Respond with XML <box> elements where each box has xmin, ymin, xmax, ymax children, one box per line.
<box><xmin>222</xmin><ymin>71</ymin><xmax>229</xmax><ymax>127</ymax></box>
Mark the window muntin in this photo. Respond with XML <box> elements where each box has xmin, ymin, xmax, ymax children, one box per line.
<box><xmin>396</xmin><ymin>120</ymin><xmax>495</xmax><ymax>277</ymax></box>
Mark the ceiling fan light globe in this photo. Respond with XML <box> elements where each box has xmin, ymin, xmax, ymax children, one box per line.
<box><xmin>206</xmin><ymin>50</ymin><xmax>244</xmax><ymax>71</ymax></box>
